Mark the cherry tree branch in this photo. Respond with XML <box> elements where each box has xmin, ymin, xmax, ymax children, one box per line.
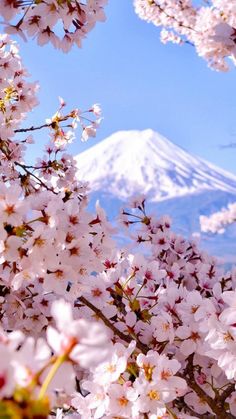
<box><xmin>148</xmin><ymin>0</ymin><xmax>197</xmax><ymax>33</ymax></box>
<box><xmin>78</xmin><ymin>296</ymin><xmax>148</xmax><ymax>354</ymax></box>
<box><xmin>183</xmin><ymin>354</ymin><xmax>235</xmax><ymax>419</ymax></box>
<box><xmin>79</xmin><ymin>296</ymin><xmax>235</xmax><ymax>417</ymax></box>
<box><xmin>218</xmin><ymin>383</ymin><xmax>235</xmax><ymax>404</ymax></box>
<box><xmin>14</xmin><ymin>123</ymin><xmax>53</xmax><ymax>133</ymax></box>
<box><xmin>14</xmin><ymin>161</ymin><xmax>58</xmax><ymax>194</ymax></box>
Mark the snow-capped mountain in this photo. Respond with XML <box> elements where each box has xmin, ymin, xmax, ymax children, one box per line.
<box><xmin>75</xmin><ymin>129</ymin><xmax>236</xmax><ymax>201</ymax></box>
<box><xmin>75</xmin><ymin>129</ymin><xmax>236</xmax><ymax>262</ymax></box>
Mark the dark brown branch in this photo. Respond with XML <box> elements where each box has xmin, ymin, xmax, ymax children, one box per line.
<box><xmin>14</xmin><ymin>122</ymin><xmax>72</xmax><ymax>133</ymax></box>
<box><xmin>14</xmin><ymin>123</ymin><xmax>52</xmax><ymax>133</ymax></box>
<box><xmin>0</xmin><ymin>140</ymin><xmax>56</xmax><ymax>194</ymax></box>
<box><xmin>14</xmin><ymin>113</ymin><xmax>74</xmax><ymax>134</ymax></box>
<box><xmin>183</xmin><ymin>354</ymin><xmax>234</xmax><ymax>419</ymax></box>
<box><xmin>80</xmin><ymin>296</ymin><xmax>236</xmax><ymax>417</ymax></box>
<box><xmin>15</xmin><ymin>161</ymin><xmax>58</xmax><ymax>194</ymax></box>
<box><xmin>218</xmin><ymin>383</ymin><xmax>235</xmax><ymax>404</ymax></box>
<box><xmin>149</xmin><ymin>0</ymin><xmax>198</xmax><ymax>34</ymax></box>
<box><xmin>174</xmin><ymin>395</ymin><xmax>214</xmax><ymax>418</ymax></box>
<box><xmin>79</xmin><ymin>296</ymin><xmax>148</xmax><ymax>354</ymax></box>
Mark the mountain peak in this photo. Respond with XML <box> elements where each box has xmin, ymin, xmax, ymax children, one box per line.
<box><xmin>94</xmin><ymin>129</ymin><xmax>174</xmax><ymax>151</ymax></box>
<box><xmin>75</xmin><ymin>129</ymin><xmax>236</xmax><ymax>201</ymax></box>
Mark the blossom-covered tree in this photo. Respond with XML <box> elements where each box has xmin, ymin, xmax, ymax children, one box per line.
<box><xmin>134</xmin><ymin>0</ymin><xmax>236</xmax><ymax>71</ymax></box>
<box><xmin>0</xmin><ymin>0</ymin><xmax>107</xmax><ymax>52</ymax></box>
<box><xmin>1</xmin><ymin>1</ymin><xmax>236</xmax><ymax>70</ymax></box>
<box><xmin>1</xmin><ymin>2</ymin><xmax>236</xmax><ymax>419</ymax></box>
<box><xmin>200</xmin><ymin>200</ymin><xmax>236</xmax><ymax>234</ymax></box>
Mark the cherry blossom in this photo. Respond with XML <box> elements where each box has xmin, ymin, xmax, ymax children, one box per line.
<box><xmin>0</xmin><ymin>1</ymin><xmax>108</xmax><ymax>52</ymax></box>
<box><xmin>0</xmin><ymin>5</ymin><xmax>236</xmax><ymax>419</ymax></box>
<box><xmin>134</xmin><ymin>0</ymin><xmax>236</xmax><ymax>71</ymax></box>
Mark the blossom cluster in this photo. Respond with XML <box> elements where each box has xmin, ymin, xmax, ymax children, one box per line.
<box><xmin>2</xmin><ymin>0</ymin><xmax>236</xmax><ymax>71</ymax></box>
<box><xmin>2</xmin><ymin>179</ymin><xmax>236</xmax><ymax>417</ymax></box>
<box><xmin>0</xmin><ymin>35</ymin><xmax>102</xmax><ymax>194</ymax></box>
<box><xmin>0</xmin><ymin>0</ymin><xmax>107</xmax><ymax>52</ymax></box>
<box><xmin>1</xmin><ymin>9</ymin><xmax>236</xmax><ymax>419</ymax></box>
<box><xmin>0</xmin><ymin>33</ymin><xmax>38</xmax><ymax>140</ymax></box>
<box><xmin>2</xmin><ymin>0</ymin><xmax>236</xmax><ymax>70</ymax></box>
<box><xmin>200</xmin><ymin>201</ymin><xmax>236</xmax><ymax>233</ymax></box>
<box><xmin>134</xmin><ymin>0</ymin><xmax>236</xmax><ymax>71</ymax></box>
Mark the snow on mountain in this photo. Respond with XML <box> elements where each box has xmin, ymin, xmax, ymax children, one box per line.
<box><xmin>75</xmin><ymin>129</ymin><xmax>236</xmax><ymax>262</ymax></box>
<box><xmin>75</xmin><ymin>129</ymin><xmax>236</xmax><ymax>201</ymax></box>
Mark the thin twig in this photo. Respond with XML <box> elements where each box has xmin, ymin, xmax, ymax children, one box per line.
<box><xmin>15</xmin><ymin>161</ymin><xmax>57</xmax><ymax>194</ymax></box>
<box><xmin>183</xmin><ymin>354</ymin><xmax>234</xmax><ymax>419</ymax></box>
<box><xmin>14</xmin><ymin>123</ymin><xmax>52</xmax><ymax>133</ymax></box>
<box><xmin>79</xmin><ymin>296</ymin><xmax>148</xmax><ymax>354</ymax></box>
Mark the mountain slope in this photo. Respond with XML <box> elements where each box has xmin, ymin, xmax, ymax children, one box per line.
<box><xmin>75</xmin><ymin>129</ymin><xmax>236</xmax><ymax>201</ymax></box>
<box><xmin>75</xmin><ymin>129</ymin><xmax>236</xmax><ymax>262</ymax></box>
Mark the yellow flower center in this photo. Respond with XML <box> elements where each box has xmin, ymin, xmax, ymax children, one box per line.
<box><xmin>143</xmin><ymin>363</ymin><xmax>154</xmax><ymax>381</ymax></box>
<box><xmin>118</xmin><ymin>396</ymin><xmax>128</xmax><ymax>407</ymax></box>
<box><xmin>148</xmin><ymin>389</ymin><xmax>160</xmax><ymax>400</ymax></box>
<box><xmin>106</xmin><ymin>364</ymin><xmax>116</xmax><ymax>373</ymax></box>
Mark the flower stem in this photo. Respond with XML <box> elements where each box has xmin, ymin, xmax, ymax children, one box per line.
<box><xmin>38</xmin><ymin>353</ymin><xmax>67</xmax><ymax>400</ymax></box>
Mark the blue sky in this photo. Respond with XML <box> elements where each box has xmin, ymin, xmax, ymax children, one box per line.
<box><xmin>17</xmin><ymin>0</ymin><xmax>236</xmax><ymax>174</ymax></box>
